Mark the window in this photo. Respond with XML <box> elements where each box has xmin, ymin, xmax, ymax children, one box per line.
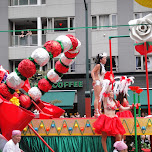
<box><xmin>136</xmin><ymin>56</ymin><xmax>142</xmax><ymax>70</ymax></box>
<box><xmin>10</xmin><ymin>0</ymin><xmax>38</xmax><ymax>6</ymax></box>
<box><xmin>53</xmin><ymin>17</ymin><xmax>74</xmax><ymax>32</ymax></box>
<box><xmin>92</xmin><ymin>14</ymin><xmax>117</xmax><ymax>30</ymax></box>
<box><xmin>92</xmin><ymin>16</ymin><xmax>97</xmax><ymax>29</ymax></box>
<box><xmin>111</xmin><ymin>14</ymin><xmax>117</xmax><ymax>27</ymax></box>
<box><xmin>134</xmin><ymin>12</ymin><xmax>152</xmax><ymax>19</ymax></box>
<box><xmin>54</xmin><ymin>18</ymin><xmax>68</xmax><ymax>31</ymax></box>
<box><xmin>105</xmin><ymin>56</ymin><xmax>118</xmax><ymax>72</ymax></box>
<box><xmin>136</xmin><ymin>56</ymin><xmax>152</xmax><ymax>71</ymax></box>
<box><xmin>99</xmin><ymin>15</ymin><xmax>109</xmax><ymax>28</ymax></box>
<box><xmin>70</xmin><ymin>18</ymin><xmax>74</xmax><ymax>30</ymax></box>
<box><xmin>70</xmin><ymin>62</ymin><xmax>75</xmax><ymax>72</ymax></box>
<box><xmin>10</xmin><ymin>60</ymin><xmax>21</xmax><ymax>72</ymax></box>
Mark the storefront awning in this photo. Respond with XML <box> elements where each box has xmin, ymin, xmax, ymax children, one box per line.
<box><xmin>41</xmin><ymin>91</ymin><xmax>76</xmax><ymax>109</ymax></box>
<box><xmin>91</xmin><ymin>89</ymin><xmax>152</xmax><ymax>109</ymax></box>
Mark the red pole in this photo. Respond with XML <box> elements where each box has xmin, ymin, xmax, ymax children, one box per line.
<box><xmin>144</xmin><ymin>42</ymin><xmax>151</xmax><ymax>115</ymax></box>
<box><xmin>30</xmin><ymin>100</ymin><xmax>43</xmax><ymax>113</ymax></box>
<box><xmin>109</xmin><ymin>38</ymin><xmax>113</xmax><ymax>72</ymax></box>
<box><xmin>28</xmin><ymin>124</ymin><xmax>55</xmax><ymax>152</ymax></box>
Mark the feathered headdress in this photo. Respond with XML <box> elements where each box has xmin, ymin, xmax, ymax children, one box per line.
<box><xmin>99</xmin><ymin>71</ymin><xmax>115</xmax><ymax>101</ymax></box>
<box><xmin>114</xmin><ymin>76</ymin><xmax>135</xmax><ymax>96</ymax></box>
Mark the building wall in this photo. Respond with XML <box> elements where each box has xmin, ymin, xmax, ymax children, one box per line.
<box><xmin>0</xmin><ymin>0</ymin><xmax>9</xmax><ymax>69</ymax></box>
<box><xmin>117</xmin><ymin>0</ymin><xmax>135</xmax><ymax>72</ymax></box>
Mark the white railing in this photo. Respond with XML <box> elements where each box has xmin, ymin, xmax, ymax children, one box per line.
<box><xmin>10</xmin><ymin>0</ymin><xmax>46</xmax><ymax>6</ymax></box>
<box><xmin>11</xmin><ymin>34</ymin><xmax>46</xmax><ymax>46</ymax></box>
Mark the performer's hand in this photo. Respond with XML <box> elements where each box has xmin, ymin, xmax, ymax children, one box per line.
<box><xmin>92</xmin><ymin>80</ymin><xmax>96</xmax><ymax>86</ymax></box>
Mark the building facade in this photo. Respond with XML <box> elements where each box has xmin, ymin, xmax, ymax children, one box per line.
<box><xmin>0</xmin><ymin>0</ymin><xmax>152</xmax><ymax>116</ymax></box>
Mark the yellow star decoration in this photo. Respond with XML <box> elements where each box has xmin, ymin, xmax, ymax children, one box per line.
<box><xmin>10</xmin><ymin>97</ymin><xmax>20</xmax><ymax>106</ymax></box>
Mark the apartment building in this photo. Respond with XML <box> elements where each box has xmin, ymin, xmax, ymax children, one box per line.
<box><xmin>0</xmin><ymin>0</ymin><xmax>152</xmax><ymax>116</ymax></box>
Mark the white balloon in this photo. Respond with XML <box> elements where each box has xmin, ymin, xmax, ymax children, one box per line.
<box><xmin>47</xmin><ymin>69</ymin><xmax>61</xmax><ymax>83</ymax></box>
<box><xmin>6</xmin><ymin>72</ymin><xmax>24</xmax><ymax>90</ymax></box>
<box><xmin>60</xmin><ymin>53</ymin><xmax>74</xmax><ymax>66</ymax></box>
<box><xmin>31</xmin><ymin>48</ymin><xmax>50</xmax><ymax>67</ymax></box>
<box><xmin>55</xmin><ymin>35</ymin><xmax>72</xmax><ymax>52</ymax></box>
<box><xmin>28</xmin><ymin>87</ymin><xmax>42</xmax><ymax>101</ymax></box>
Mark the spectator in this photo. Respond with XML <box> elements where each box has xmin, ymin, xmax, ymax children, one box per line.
<box><xmin>26</xmin><ymin>30</ymin><xmax>32</xmax><ymax>46</ymax></box>
<box><xmin>141</xmin><ymin>112</ymin><xmax>145</xmax><ymax>117</ymax></box>
<box><xmin>75</xmin><ymin>112</ymin><xmax>80</xmax><ymax>118</ymax></box>
<box><xmin>3</xmin><ymin>130</ymin><xmax>23</xmax><ymax>152</ymax></box>
<box><xmin>19</xmin><ymin>31</ymin><xmax>26</xmax><ymax>46</ymax></box>
<box><xmin>113</xmin><ymin>141</ymin><xmax>128</xmax><ymax>152</ymax></box>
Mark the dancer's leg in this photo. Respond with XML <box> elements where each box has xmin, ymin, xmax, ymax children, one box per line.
<box><xmin>102</xmin><ymin>132</ymin><xmax>108</xmax><ymax>152</ymax></box>
<box><xmin>115</xmin><ymin>134</ymin><xmax>121</xmax><ymax>141</ymax></box>
<box><xmin>94</xmin><ymin>85</ymin><xmax>102</xmax><ymax>117</ymax></box>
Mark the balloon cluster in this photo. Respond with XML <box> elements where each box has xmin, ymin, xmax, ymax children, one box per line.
<box><xmin>0</xmin><ymin>34</ymin><xmax>81</xmax><ymax>118</ymax></box>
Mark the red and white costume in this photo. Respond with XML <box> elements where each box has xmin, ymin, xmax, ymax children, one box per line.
<box><xmin>114</xmin><ymin>76</ymin><xmax>134</xmax><ymax>118</ymax></box>
<box><xmin>93</xmin><ymin>97</ymin><xmax>126</xmax><ymax>136</ymax></box>
<box><xmin>116</xmin><ymin>100</ymin><xmax>133</xmax><ymax>118</ymax></box>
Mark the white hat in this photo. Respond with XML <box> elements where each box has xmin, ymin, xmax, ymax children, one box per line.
<box><xmin>99</xmin><ymin>52</ymin><xmax>107</xmax><ymax>57</ymax></box>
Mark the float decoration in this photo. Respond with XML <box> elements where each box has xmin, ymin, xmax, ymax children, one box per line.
<box><xmin>129</xmin><ymin>14</ymin><xmax>152</xmax><ymax>55</ymax></box>
<box><xmin>0</xmin><ymin>34</ymin><xmax>81</xmax><ymax>141</ymax></box>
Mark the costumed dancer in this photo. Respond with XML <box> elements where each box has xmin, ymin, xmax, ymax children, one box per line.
<box><xmin>114</xmin><ymin>76</ymin><xmax>139</xmax><ymax>143</ymax></box>
<box><xmin>115</xmin><ymin>76</ymin><xmax>135</xmax><ymax>118</ymax></box>
<box><xmin>91</xmin><ymin>52</ymin><xmax>107</xmax><ymax>117</ymax></box>
<box><xmin>93</xmin><ymin>74</ymin><xmax>133</xmax><ymax>152</ymax></box>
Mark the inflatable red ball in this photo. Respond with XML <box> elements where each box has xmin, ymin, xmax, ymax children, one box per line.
<box><xmin>18</xmin><ymin>59</ymin><xmax>36</xmax><ymax>78</ymax></box>
<box><xmin>0</xmin><ymin>83</ymin><xmax>13</xmax><ymax>100</ymax></box>
<box><xmin>64</xmin><ymin>49</ymin><xmax>80</xmax><ymax>59</ymax></box>
<box><xmin>66</xmin><ymin>34</ymin><xmax>78</xmax><ymax>51</ymax></box>
<box><xmin>19</xmin><ymin>94</ymin><xmax>32</xmax><ymax>109</ymax></box>
<box><xmin>44</xmin><ymin>40</ymin><xmax>62</xmax><ymax>57</ymax></box>
<box><xmin>38</xmin><ymin>78</ymin><xmax>52</xmax><ymax>92</ymax></box>
<box><xmin>55</xmin><ymin>60</ymin><xmax>69</xmax><ymax>74</ymax></box>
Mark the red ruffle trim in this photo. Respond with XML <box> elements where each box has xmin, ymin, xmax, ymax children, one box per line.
<box><xmin>116</xmin><ymin>110</ymin><xmax>133</xmax><ymax>118</ymax></box>
<box><xmin>93</xmin><ymin>114</ymin><xmax>126</xmax><ymax>136</ymax></box>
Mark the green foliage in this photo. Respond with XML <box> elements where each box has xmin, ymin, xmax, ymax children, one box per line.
<box><xmin>29</xmin><ymin>70</ymin><xmax>49</xmax><ymax>87</ymax></box>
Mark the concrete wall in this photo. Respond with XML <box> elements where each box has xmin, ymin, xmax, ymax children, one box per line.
<box><xmin>0</xmin><ymin>0</ymin><xmax>9</xmax><ymax>69</ymax></box>
<box><xmin>117</xmin><ymin>0</ymin><xmax>135</xmax><ymax>72</ymax></box>
<box><xmin>8</xmin><ymin>0</ymin><xmax>75</xmax><ymax>19</ymax></box>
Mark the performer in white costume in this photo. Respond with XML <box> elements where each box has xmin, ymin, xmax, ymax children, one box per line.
<box><xmin>91</xmin><ymin>52</ymin><xmax>107</xmax><ymax>117</ymax></box>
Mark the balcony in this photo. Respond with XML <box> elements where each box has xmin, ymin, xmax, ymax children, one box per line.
<box><xmin>11</xmin><ymin>34</ymin><xmax>46</xmax><ymax>47</ymax></box>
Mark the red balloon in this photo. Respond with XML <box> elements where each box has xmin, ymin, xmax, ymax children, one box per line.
<box><xmin>18</xmin><ymin>59</ymin><xmax>36</xmax><ymax>78</ymax></box>
<box><xmin>38</xmin><ymin>78</ymin><xmax>52</xmax><ymax>92</ymax></box>
<box><xmin>0</xmin><ymin>83</ymin><xmax>13</xmax><ymax>100</ymax></box>
<box><xmin>66</xmin><ymin>34</ymin><xmax>78</xmax><ymax>51</ymax></box>
<box><xmin>64</xmin><ymin>49</ymin><xmax>80</xmax><ymax>59</ymax></box>
<box><xmin>19</xmin><ymin>94</ymin><xmax>32</xmax><ymax>109</ymax></box>
<box><xmin>55</xmin><ymin>60</ymin><xmax>69</xmax><ymax>74</ymax></box>
<box><xmin>44</xmin><ymin>40</ymin><xmax>62</xmax><ymax>57</ymax></box>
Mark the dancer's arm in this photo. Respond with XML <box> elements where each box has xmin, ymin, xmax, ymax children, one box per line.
<box><xmin>91</xmin><ymin>64</ymin><xmax>100</xmax><ymax>85</ymax></box>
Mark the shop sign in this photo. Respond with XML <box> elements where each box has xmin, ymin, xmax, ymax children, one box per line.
<box><xmin>52</xmin><ymin>81</ymin><xmax>83</xmax><ymax>88</ymax></box>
